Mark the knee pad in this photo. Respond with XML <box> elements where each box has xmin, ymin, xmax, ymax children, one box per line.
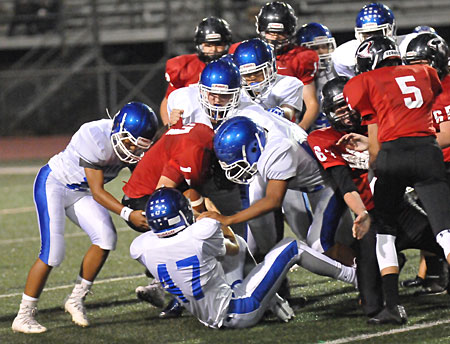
<box><xmin>436</xmin><ymin>229</ymin><xmax>450</xmax><ymax>260</ymax></box>
<box><xmin>375</xmin><ymin>234</ymin><xmax>398</xmax><ymax>271</ymax></box>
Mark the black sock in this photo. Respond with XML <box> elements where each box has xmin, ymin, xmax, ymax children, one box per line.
<box><xmin>381</xmin><ymin>273</ymin><xmax>399</xmax><ymax>309</ymax></box>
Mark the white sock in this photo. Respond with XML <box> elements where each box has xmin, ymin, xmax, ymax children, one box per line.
<box><xmin>21</xmin><ymin>293</ymin><xmax>38</xmax><ymax>307</ymax></box>
<box><xmin>337</xmin><ymin>264</ymin><xmax>357</xmax><ymax>286</ymax></box>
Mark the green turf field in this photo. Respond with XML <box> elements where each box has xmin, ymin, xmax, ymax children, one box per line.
<box><xmin>1</xmin><ymin>165</ymin><xmax>449</xmax><ymax>344</ymax></box>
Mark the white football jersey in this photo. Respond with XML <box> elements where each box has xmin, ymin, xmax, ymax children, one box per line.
<box><xmin>331</xmin><ymin>33</ymin><xmax>417</xmax><ymax>78</ymax></box>
<box><xmin>167</xmin><ymin>85</ymin><xmax>214</xmax><ymax>128</ymax></box>
<box><xmin>257</xmin><ymin>136</ymin><xmax>328</xmax><ymax>190</ymax></box>
<box><xmin>240</xmin><ymin>74</ymin><xmax>303</xmax><ymax>112</ymax></box>
<box><xmin>48</xmin><ymin>119</ymin><xmax>125</xmax><ymax>188</ymax></box>
<box><xmin>130</xmin><ymin>218</ymin><xmax>233</xmax><ymax>328</ymax></box>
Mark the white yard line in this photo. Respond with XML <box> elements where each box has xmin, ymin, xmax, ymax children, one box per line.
<box><xmin>0</xmin><ymin>273</ymin><xmax>146</xmax><ymax>299</ymax></box>
<box><xmin>0</xmin><ymin>166</ymin><xmax>41</xmax><ymax>175</ymax></box>
<box><xmin>0</xmin><ymin>226</ymin><xmax>132</xmax><ymax>245</ymax></box>
<box><xmin>323</xmin><ymin>319</ymin><xmax>450</xmax><ymax>343</ymax></box>
<box><xmin>0</xmin><ymin>206</ymin><xmax>35</xmax><ymax>215</ymax></box>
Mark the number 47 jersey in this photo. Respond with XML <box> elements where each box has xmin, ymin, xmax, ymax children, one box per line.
<box><xmin>130</xmin><ymin>218</ymin><xmax>233</xmax><ymax>328</ymax></box>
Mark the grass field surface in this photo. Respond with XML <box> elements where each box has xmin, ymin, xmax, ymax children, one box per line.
<box><xmin>1</xmin><ymin>163</ymin><xmax>449</xmax><ymax>343</ymax></box>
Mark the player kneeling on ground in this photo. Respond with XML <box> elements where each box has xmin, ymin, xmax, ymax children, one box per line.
<box><xmin>131</xmin><ymin>187</ymin><xmax>328</xmax><ymax>328</ymax></box>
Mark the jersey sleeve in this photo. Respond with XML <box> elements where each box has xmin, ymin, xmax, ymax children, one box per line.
<box><xmin>259</xmin><ymin>138</ymin><xmax>299</xmax><ymax>181</ymax></box>
<box><xmin>293</xmin><ymin>48</ymin><xmax>319</xmax><ymax>85</ymax></box>
<box><xmin>75</xmin><ymin>121</ymin><xmax>111</xmax><ymax>167</ymax></box>
<box><xmin>279</xmin><ymin>77</ymin><xmax>304</xmax><ymax>111</ymax></box>
<box><xmin>427</xmin><ymin>65</ymin><xmax>443</xmax><ymax>98</ymax></box>
<box><xmin>433</xmin><ymin>76</ymin><xmax>450</xmax><ymax>124</ymax></box>
<box><xmin>162</xmin><ymin>143</ymin><xmax>211</xmax><ymax>187</ymax></box>
<box><xmin>194</xmin><ymin>218</ymin><xmax>227</xmax><ymax>258</ymax></box>
<box><xmin>307</xmin><ymin>129</ymin><xmax>347</xmax><ymax>169</ymax></box>
<box><xmin>343</xmin><ymin>75</ymin><xmax>376</xmax><ymax>125</ymax></box>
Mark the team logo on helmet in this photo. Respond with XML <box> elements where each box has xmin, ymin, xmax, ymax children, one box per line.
<box><xmin>267</xmin><ymin>23</ymin><xmax>285</xmax><ymax>31</ymax></box>
<box><xmin>205</xmin><ymin>33</ymin><xmax>222</xmax><ymax>41</ymax></box>
<box><xmin>356</xmin><ymin>41</ymin><xmax>373</xmax><ymax>58</ymax></box>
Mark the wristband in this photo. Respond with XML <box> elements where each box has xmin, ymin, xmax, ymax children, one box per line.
<box><xmin>190</xmin><ymin>196</ymin><xmax>204</xmax><ymax>207</ymax></box>
<box><xmin>360</xmin><ymin>210</ymin><xmax>369</xmax><ymax>218</ymax></box>
<box><xmin>120</xmin><ymin>207</ymin><xmax>133</xmax><ymax>221</ymax></box>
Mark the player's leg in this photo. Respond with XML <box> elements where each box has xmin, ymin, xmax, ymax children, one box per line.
<box><xmin>224</xmin><ymin>237</ymin><xmax>299</xmax><ymax>328</ymax></box>
<box><xmin>12</xmin><ymin>166</ymin><xmax>66</xmax><ymax>333</ymax></box>
<box><xmin>368</xmin><ymin>147</ymin><xmax>408</xmax><ymax>325</ymax></box>
<box><xmin>413</xmin><ymin>141</ymin><xmax>450</xmax><ymax>265</ymax></box>
<box><xmin>306</xmin><ymin>186</ymin><xmax>355</xmax><ymax>266</ymax></box>
<box><xmin>282</xmin><ymin>189</ymin><xmax>312</xmax><ymax>242</ymax></box>
<box><xmin>64</xmin><ymin>195</ymin><xmax>117</xmax><ymax>327</ymax></box>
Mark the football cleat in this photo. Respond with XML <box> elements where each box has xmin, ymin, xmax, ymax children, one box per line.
<box><xmin>367</xmin><ymin>305</ymin><xmax>407</xmax><ymax>325</ymax></box>
<box><xmin>135</xmin><ymin>279</ymin><xmax>166</xmax><ymax>308</ymax></box>
<box><xmin>401</xmin><ymin>275</ymin><xmax>425</xmax><ymax>288</ymax></box>
<box><xmin>12</xmin><ymin>303</ymin><xmax>47</xmax><ymax>334</ymax></box>
<box><xmin>64</xmin><ymin>285</ymin><xmax>90</xmax><ymax>327</ymax></box>
<box><xmin>159</xmin><ymin>298</ymin><xmax>183</xmax><ymax>319</ymax></box>
<box><xmin>269</xmin><ymin>294</ymin><xmax>295</xmax><ymax>323</ymax></box>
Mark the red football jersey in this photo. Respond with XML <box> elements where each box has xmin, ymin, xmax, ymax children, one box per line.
<box><xmin>229</xmin><ymin>42</ymin><xmax>318</xmax><ymax>85</ymax></box>
<box><xmin>164</xmin><ymin>54</ymin><xmax>206</xmax><ymax>98</ymax></box>
<box><xmin>275</xmin><ymin>46</ymin><xmax>319</xmax><ymax>86</ymax></box>
<box><xmin>307</xmin><ymin>127</ymin><xmax>374</xmax><ymax>210</ymax></box>
<box><xmin>122</xmin><ymin>123</ymin><xmax>214</xmax><ymax>198</ymax></box>
<box><xmin>344</xmin><ymin>64</ymin><xmax>441</xmax><ymax>143</ymax></box>
<box><xmin>432</xmin><ymin>74</ymin><xmax>450</xmax><ymax>162</ymax></box>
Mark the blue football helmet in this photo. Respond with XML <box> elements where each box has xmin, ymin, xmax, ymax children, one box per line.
<box><xmin>110</xmin><ymin>102</ymin><xmax>158</xmax><ymax>164</ymax></box>
<box><xmin>296</xmin><ymin>22</ymin><xmax>336</xmax><ymax>70</ymax></box>
<box><xmin>413</xmin><ymin>25</ymin><xmax>436</xmax><ymax>34</ymax></box>
<box><xmin>214</xmin><ymin>116</ymin><xmax>266</xmax><ymax>184</ymax></box>
<box><xmin>145</xmin><ymin>187</ymin><xmax>194</xmax><ymax>238</ymax></box>
<box><xmin>233</xmin><ymin>38</ymin><xmax>277</xmax><ymax>98</ymax></box>
<box><xmin>355</xmin><ymin>3</ymin><xmax>396</xmax><ymax>43</ymax></box>
<box><xmin>199</xmin><ymin>59</ymin><xmax>241</xmax><ymax>122</ymax></box>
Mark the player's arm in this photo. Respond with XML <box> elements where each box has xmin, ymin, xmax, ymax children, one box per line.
<box><xmin>367</xmin><ymin>123</ymin><xmax>380</xmax><ymax>169</ymax></box>
<box><xmin>84</xmin><ymin>167</ymin><xmax>148</xmax><ymax>229</ymax></box>
<box><xmin>298</xmin><ymin>81</ymin><xmax>320</xmax><ymax>131</ymax></box>
<box><xmin>280</xmin><ymin>104</ymin><xmax>300</xmax><ymax>122</ymax></box>
<box><xmin>328</xmin><ymin>165</ymin><xmax>370</xmax><ymax>239</ymax></box>
<box><xmin>197</xmin><ymin>179</ymin><xmax>288</xmax><ymax>226</ymax></box>
<box><xmin>436</xmin><ymin>121</ymin><xmax>450</xmax><ymax>149</ymax></box>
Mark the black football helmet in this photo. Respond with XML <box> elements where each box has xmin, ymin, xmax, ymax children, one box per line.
<box><xmin>322</xmin><ymin>76</ymin><xmax>362</xmax><ymax>132</ymax></box>
<box><xmin>404</xmin><ymin>33</ymin><xmax>449</xmax><ymax>79</ymax></box>
<box><xmin>355</xmin><ymin>35</ymin><xmax>401</xmax><ymax>75</ymax></box>
<box><xmin>255</xmin><ymin>1</ymin><xmax>297</xmax><ymax>54</ymax></box>
<box><xmin>194</xmin><ymin>16</ymin><xmax>232</xmax><ymax>63</ymax></box>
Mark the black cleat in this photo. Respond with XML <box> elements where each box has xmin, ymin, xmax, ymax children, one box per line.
<box><xmin>159</xmin><ymin>298</ymin><xmax>183</xmax><ymax>319</ymax></box>
<box><xmin>414</xmin><ymin>280</ymin><xmax>447</xmax><ymax>296</ymax></box>
<box><xmin>367</xmin><ymin>305</ymin><xmax>407</xmax><ymax>325</ymax></box>
<box><xmin>401</xmin><ymin>276</ymin><xmax>424</xmax><ymax>288</ymax></box>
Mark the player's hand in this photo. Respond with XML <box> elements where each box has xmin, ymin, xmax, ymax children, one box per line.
<box><xmin>169</xmin><ymin>109</ymin><xmax>184</xmax><ymax>127</ymax></box>
<box><xmin>197</xmin><ymin>211</ymin><xmax>231</xmax><ymax>226</ymax></box>
<box><xmin>337</xmin><ymin>133</ymin><xmax>369</xmax><ymax>151</ymax></box>
<box><xmin>129</xmin><ymin>210</ymin><xmax>149</xmax><ymax>231</ymax></box>
<box><xmin>352</xmin><ymin>211</ymin><xmax>370</xmax><ymax>240</ymax></box>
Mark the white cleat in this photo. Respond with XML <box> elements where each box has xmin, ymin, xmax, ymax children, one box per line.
<box><xmin>135</xmin><ymin>279</ymin><xmax>166</xmax><ymax>308</ymax></box>
<box><xmin>12</xmin><ymin>305</ymin><xmax>47</xmax><ymax>334</ymax></box>
<box><xmin>64</xmin><ymin>286</ymin><xmax>89</xmax><ymax>327</ymax></box>
<box><xmin>270</xmin><ymin>294</ymin><xmax>295</xmax><ymax>323</ymax></box>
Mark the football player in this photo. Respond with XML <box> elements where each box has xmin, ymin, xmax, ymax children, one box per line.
<box><xmin>132</xmin><ymin>187</ymin><xmax>357</xmax><ymax>328</ymax></box>
<box><xmin>229</xmin><ymin>1</ymin><xmax>320</xmax><ymax>131</ymax></box>
<box><xmin>343</xmin><ymin>35</ymin><xmax>450</xmax><ymax>324</ymax></box>
<box><xmin>159</xmin><ymin>16</ymin><xmax>232</xmax><ymax>125</ymax></box>
<box><xmin>232</xmin><ymin>38</ymin><xmax>354</xmax><ymax>266</ymax></box>
<box><xmin>296</xmin><ymin>22</ymin><xmax>339</xmax><ymax>131</ymax></box>
<box><xmin>198</xmin><ymin>116</ymin><xmax>358</xmax><ymax>286</ymax></box>
<box><xmin>403</xmin><ymin>32</ymin><xmax>450</xmax><ymax>292</ymax></box>
<box><xmin>11</xmin><ymin>102</ymin><xmax>159</xmax><ymax>333</ymax></box>
<box><xmin>308</xmin><ymin>76</ymin><xmax>448</xmax><ymax>318</ymax></box>
<box><xmin>331</xmin><ymin>2</ymin><xmax>417</xmax><ymax>78</ymax></box>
